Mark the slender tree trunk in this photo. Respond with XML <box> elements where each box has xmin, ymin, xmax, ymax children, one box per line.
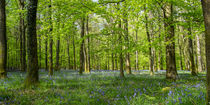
<box><xmin>145</xmin><ymin>8</ymin><xmax>154</xmax><ymax>75</ymax></box>
<box><xmin>45</xmin><ymin>33</ymin><xmax>48</xmax><ymax>71</ymax></box>
<box><xmin>24</xmin><ymin>0</ymin><xmax>39</xmax><ymax>87</ymax></box>
<box><xmin>55</xmin><ymin>18</ymin><xmax>60</xmax><ymax>71</ymax></box>
<box><xmin>135</xmin><ymin>29</ymin><xmax>139</xmax><ymax>70</ymax></box>
<box><xmin>67</xmin><ymin>36</ymin><xmax>71</xmax><ymax>69</ymax></box>
<box><xmin>188</xmin><ymin>23</ymin><xmax>197</xmax><ymax>76</ymax></box>
<box><xmin>19</xmin><ymin>0</ymin><xmax>23</xmax><ymax>71</ymax></box>
<box><xmin>49</xmin><ymin>0</ymin><xmax>53</xmax><ymax>76</ymax></box>
<box><xmin>18</xmin><ymin>0</ymin><xmax>26</xmax><ymax>72</ymax></box>
<box><xmin>178</xmin><ymin>34</ymin><xmax>183</xmax><ymax>70</ymax></box>
<box><xmin>73</xmin><ymin>35</ymin><xmax>76</xmax><ymax>70</ymax></box>
<box><xmin>153</xmin><ymin>49</ymin><xmax>157</xmax><ymax>72</ymax></box>
<box><xmin>119</xmin><ymin>20</ymin><xmax>124</xmax><ymax>77</ymax></box>
<box><xmin>79</xmin><ymin>17</ymin><xmax>85</xmax><ymax>74</ymax></box>
<box><xmin>201</xmin><ymin>1</ymin><xmax>210</xmax><ymax>104</ymax></box>
<box><xmin>86</xmin><ymin>15</ymin><xmax>91</xmax><ymax>72</ymax></box>
<box><xmin>0</xmin><ymin>0</ymin><xmax>7</xmax><ymax>78</ymax></box>
<box><xmin>38</xmin><ymin>34</ymin><xmax>41</xmax><ymax>69</ymax></box>
<box><xmin>115</xmin><ymin>54</ymin><xmax>118</xmax><ymax>70</ymax></box>
<box><xmin>16</xmin><ymin>35</ymin><xmax>18</xmax><ymax>69</ymax></box>
<box><xmin>123</xmin><ymin>1</ymin><xmax>131</xmax><ymax>74</ymax></box>
<box><xmin>196</xmin><ymin>35</ymin><xmax>203</xmax><ymax>72</ymax></box>
<box><xmin>163</xmin><ymin>2</ymin><xmax>178</xmax><ymax>80</ymax></box>
<box><xmin>158</xmin><ymin>31</ymin><xmax>163</xmax><ymax>70</ymax></box>
<box><xmin>112</xmin><ymin>53</ymin><xmax>114</xmax><ymax>70</ymax></box>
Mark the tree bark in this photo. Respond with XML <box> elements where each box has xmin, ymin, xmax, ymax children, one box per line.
<box><xmin>178</xmin><ymin>32</ymin><xmax>183</xmax><ymax>70</ymax></box>
<box><xmin>188</xmin><ymin>23</ymin><xmax>197</xmax><ymax>76</ymax></box>
<box><xmin>85</xmin><ymin>15</ymin><xmax>90</xmax><ymax>73</ymax></box>
<box><xmin>73</xmin><ymin>34</ymin><xmax>76</xmax><ymax>70</ymax></box>
<box><xmin>18</xmin><ymin>0</ymin><xmax>26</xmax><ymax>72</ymax></box>
<box><xmin>67</xmin><ymin>36</ymin><xmax>71</xmax><ymax>69</ymax></box>
<box><xmin>119</xmin><ymin>20</ymin><xmax>124</xmax><ymax>77</ymax></box>
<box><xmin>45</xmin><ymin>32</ymin><xmax>48</xmax><ymax>71</ymax></box>
<box><xmin>196</xmin><ymin>35</ymin><xmax>203</xmax><ymax>72</ymax></box>
<box><xmin>87</xmin><ymin>15</ymin><xmax>91</xmax><ymax>72</ymax></box>
<box><xmin>112</xmin><ymin>53</ymin><xmax>114</xmax><ymax>70</ymax></box>
<box><xmin>24</xmin><ymin>0</ymin><xmax>39</xmax><ymax>87</ymax></box>
<box><xmin>0</xmin><ymin>0</ymin><xmax>7</xmax><ymax>79</ymax></box>
<box><xmin>201</xmin><ymin>0</ymin><xmax>210</xmax><ymax>104</ymax></box>
<box><xmin>115</xmin><ymin>54</ymin><xmax>118</xmax><ymax>70</ymax></box>
<box><xmin>163</xmin><ymin>2</ymin><xmax>178</xmax><ymax>80</ymax></box>
<box><xmin>123</xmin><ymin>1</ymin><xmax>131</xmax><ymax>74</ymax></box>
<box><xmin>79</xmin><ymin>17</ymin><xmax>85</xmax><ymax>75</ymax></box>
<box><xmin>48</xmin><ymin>0</ymin><xmax>53</xmax><ymax>76</ymax></box>
<box><xmin>145</xmin><ymin>8</ymin><xmax>154</xmax><ymax>75</ymax></box>
<box><xmin>55</xmin><ymin>15</ymin><xmax>60</xmax><ymax>71</ymax></box>
<box><xmin>135</xmin><ymin>29</ymin><xmax>139</xmax><ymax>70</ymax></box>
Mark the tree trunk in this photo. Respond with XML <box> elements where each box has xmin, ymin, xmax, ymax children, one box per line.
<box><xmin>19</xmin><ymin>0</ymin><xmax>26</xmax><ymax>72</ymax></box>
<box><xmin>135</xmin><ymin>29</ymin><xmax>139</xmax><ymax>70</ymax></box>
<box><xmin>67</xmin><ymin>36</ymin><xmax>71</xmax><ymax>69</ymax></box>
<box><xmin>38</xmin><ymin>35</ymin><xmax>41</xmax><ymax>69</ymax></box>
<box><xmin>55</xmin><ymin>18</ymin><xmax>60</xmax><ymax>71</ymax></box>
<box><xmin>73</xmin><ymin>35</ymin><xmax>76</xmax><ymax>70</ymax></box>
<box><xmin>158</xmin><ymin>30</ymin><xmax>163</xmax><ymax>70</ymax></box>
<box><xmin>201</xmin><ymin>0</ymin><xmax>210</xmax><ymax>104</ymax></box>
<box><xmin>86</xmin><ymin>15</ymin><xmax>91</xmax><ymax>72</ymax></box>
<box><xmin>0</xmin><ymin>0</ymin><xmax>7</xmax><ymax>79</ymax></box>
<box><xmin>24</xmin><ymin>0</ymin><xmax>39</xmax><ymax>87</ymax></box>
<box><xmin>178</xmin><ymin>33</ymin><xmax>183</xmax><ymax>70</ymax></box>
<box><xmin>115</xmin><ymin>54</ymin><xmax>118</xmax><ymax>70</ymax></box>
<box><xmin>163</xmin><ymin>2</ymin><xmax>178</xmax><ymax>80</ymax></box>
<box><xmin>188</xmin><ymin>23</ymin><xmax>197</xmax><ymax>76</ymax></box>
<box><xmin>145</xmin><ymin>8</ymin><xmax>154</xmax><ymax>75</ymax></box>
<box><xmin>112</xmin><ymin>53</ymin><xmax>114</xmax><ymax>70</ymax></box>
<box><xmin>48</xmin><ymin>0</ymin><xmax>53</xmax><ymax>76</ymax></box>
<box><xmin>196</xmin><ymin>35</ymin><xmax>203</xmax><ymax>72</ymax></box>
<box><xmin>119</xmin><ymin>20</ymin><xmax>124</xmax><ymax>77</ymax></box>
<box><xmin>45</xmin><ymin>32</ymin><xmax>48</xmax><ymax>71</ymax></box>
<box><xmin>79</xmin><ymin>17</ymin><xmax>85</xmax><ymax>74</ymax></box>
<box><xmin>123</xmin><ymin>1</ymin><xmax>131</xmax><ymax>74</ymax></box>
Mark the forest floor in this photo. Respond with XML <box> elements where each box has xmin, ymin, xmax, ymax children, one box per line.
<box><xmin>0</xmin><ymin>70</ymin><xmax>206</xmax><ymax>105</ymax></box>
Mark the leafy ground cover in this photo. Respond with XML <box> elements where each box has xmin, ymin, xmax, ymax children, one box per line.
<box><xmin>0</xmin><ymin>70</ymin><xmax>206</xmax><ymax>105</ymax></box>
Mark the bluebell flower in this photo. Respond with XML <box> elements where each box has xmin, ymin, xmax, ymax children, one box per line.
<box><xmin>168</xmin><ymin>91</ymin><xmax>172</xmax><ymax>96</ymax></box>
<box><xmin>133</xmin><ymin>93</ymin><xmax>137</xmax><ymax>97</ymax></box>
<box><xmin>195</xmin><ymin>84</ymin><xmax>201</xmax><ymax>88</ymax></box>
<box><xmin>179</xmin><ymin>97</ymin><xmax>182</xmax><ymax>103</ymax></box>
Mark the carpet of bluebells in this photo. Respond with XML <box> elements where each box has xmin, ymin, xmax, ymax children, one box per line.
<box><xmin>0</xmin><ymin>70</ymin><xmax>206</xmax><ymax>105</ymax></box>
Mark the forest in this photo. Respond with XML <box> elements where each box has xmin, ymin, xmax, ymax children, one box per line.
<box><xmin>1</xmin><ymin>0</ymin><xmax>210</xmax><ymax>104</ymax></box>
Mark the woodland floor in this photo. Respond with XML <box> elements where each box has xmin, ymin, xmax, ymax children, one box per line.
<box><xmin>0</xmin><ymin>70</ymin><xmax>206</xmax><ymax>105</ymax></box>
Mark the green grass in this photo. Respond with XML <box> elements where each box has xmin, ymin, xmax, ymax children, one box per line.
<box><xmin>0</xmin><ymin>70</ymin><xmax>206</xmax><ymax>105</ymax></box>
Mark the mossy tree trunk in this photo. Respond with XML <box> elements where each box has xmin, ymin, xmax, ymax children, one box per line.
<box><xmin>0</xmin><ymin>0</ymin><xmax>7</xmax><ymax>79</ymax></box>
<box><xmin>201</xmin><ymin>0</ymin><xmax>210</xmax><ymax>104</ymax></box>
<box><xmin>24</xmin><ymin>0</ymin><xmax>39</xmax><ymax>87</ymax></box>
